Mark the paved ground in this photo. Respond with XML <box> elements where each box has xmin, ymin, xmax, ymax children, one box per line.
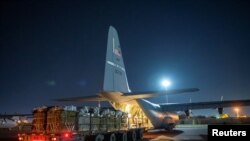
<box><xmin>143</xmin><ymin>127</ymin><xmax>207</xmax><ymax>141</ymax></box>
<box><xmin>1</xmin><ymin>127</ymin><xmax>208</xmax><ymax>141</ymax></box>
<box><xmin>0</xmin><ymin>138</ymin><xmax>17</xmax><ymax>141</ymax></box>
<box><xmin>0</xmin><ymin>128</ymin><xmax>18</xmax><ymax>141</ymax></box>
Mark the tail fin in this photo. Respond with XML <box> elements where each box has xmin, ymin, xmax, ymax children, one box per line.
<box><xmin>103</xmin><ymin>26</ymin><xmax>131</xmax><ymax>93</ymax></box>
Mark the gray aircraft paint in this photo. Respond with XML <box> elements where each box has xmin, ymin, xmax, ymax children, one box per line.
<box><xmin>103</xmin><ymin>26</ymin><xmax>177</xmax><ymax>129</ymax></box>
<box><xmin>103</xmin><ymin>26</ymin><xmax>130</xmax><ymax>93</ymax></box>
<box><xmin>54</xmin><ymin>26</ymin><xmax>250</xmax><ymax>129</ymax></box>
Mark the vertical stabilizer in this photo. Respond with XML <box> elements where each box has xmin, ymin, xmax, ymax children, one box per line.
<box><xmin>103</xmin><ymin>26</ymin><xmax>131</xmax><ymax>93</ymax></box>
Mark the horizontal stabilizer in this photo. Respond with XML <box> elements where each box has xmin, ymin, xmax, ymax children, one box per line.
<box><xmin>123</xmin><ymin>88</ymin><xmax>199</xmax><ymax>100</ymax></box>
<box><xmin>0</xmin><ymin>114</ymin><xmax>32</xmax><ymax>119</ymax></box>
<box><xmin>53</xmin><ymin>88</ymin><xmax>199</xmax><ymax>103</ymax></box>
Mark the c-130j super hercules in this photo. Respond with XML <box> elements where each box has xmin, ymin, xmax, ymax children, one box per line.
<box><xmin>54</xmin><ymin>26</ymin><xmax>250</xmax><ymax>130</ymax></box>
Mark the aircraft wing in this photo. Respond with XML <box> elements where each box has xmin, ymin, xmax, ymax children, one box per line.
<box><xmin>53</xmin><ymin>88</ymin><xmax>199</xmax><ymax>103</ymax></box>
<box><xmin>160</xmin><ymin>99</ymin><xmax>250</xmax><ymax>111</ymax></box>
<box><xmin>53</xmin><ymin>95</ymin><xmax>107</xmax><ymax>102</ymax></box>
<box><xmin>0</xmin><ymin>114</ymin><xmax>32</xmax><ymax>119</ymax></box>
<box><xmin>123</xmin><ymin>88</ymin><xmax>199</xmax><ymax>100</ymax></box>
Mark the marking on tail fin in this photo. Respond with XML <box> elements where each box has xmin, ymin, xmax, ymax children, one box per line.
<box><xmin>103</xmin><ymin>26</ymin><xmax>130</xmax><ymax>93</ymax></box>
<box><xmin>114</xmin><ymin>48</ymin><xmax>121</xmax><ymax>57</ymax></box>
<box><xmin>107</xmin><ymin>61</ymin><xmax>125</xmax><ymax>71</ymax></box>
<box><xmin>112</xmin><ymin>37</ymin><xmax>121</xmax><ymax>57</ymax></box>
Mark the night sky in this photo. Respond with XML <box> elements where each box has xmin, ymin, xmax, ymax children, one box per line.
<box><xmin>1</xmin><ymin>0</ymin><xmax>250</xmax><ymax>116</ymax></box>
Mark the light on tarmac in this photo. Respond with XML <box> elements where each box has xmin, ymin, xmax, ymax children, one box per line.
<box><xmin>234</xmin><ymin>107</ymin><xmax>240</xmax><ymax>117</ymax></box>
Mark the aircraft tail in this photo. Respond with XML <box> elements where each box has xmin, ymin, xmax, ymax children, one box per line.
<box><xmin>53</xmin><ymin>26</ymin><xmax>199</xmax><ymax>103</ymax></box>
<box><xmin>103</xmin><ymin>26</ymin><xmax>131</xmax><ymax>93</ymax></box>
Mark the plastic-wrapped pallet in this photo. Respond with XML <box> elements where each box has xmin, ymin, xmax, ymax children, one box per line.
<box><xmin>78</xmin><ymin>106</ymin><xmax>90</xmax><ymax>132</ymax></box>
<box><xmin>64</xmin><ymin>105</ymin><xmax>77</xmax><ymax>111</ymax></box>
<box><xmin>79</xmin><ymin>106</ymin><xmax>89</xmax><ymax>115</ymax></box>
<box><xmin>100</xmin><ymin>108</ymin><xmax>115</xmax><ymax>116</ymax></box>
<box><xmin>90</xmin><ymin>115</ymin><xmax>101</xmax><ymax>131</ymax></box>
<box><xmin>115</xmin><ymin>110</ymin><xmax>123</xmax><ymax>117</ymax></box>
<box><xmin>32</xmin><ymin>106</ymin><xmax>47</xmax><ymax>133</ymax></box>
<box><xmin>46</xmin><ymin>106</ymin><xmax>77</xmax><ymax>133</ymax></box>
<box><xmin>93</xmin><ymin>107</ymin><xmax>100</xmax><ymax>115</ymax></box>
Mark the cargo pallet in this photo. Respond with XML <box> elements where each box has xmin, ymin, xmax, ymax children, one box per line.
<box><xmin>18</xmin><ymin>106</ymin><xmax>144</xmax><ymax>141</ymax></box>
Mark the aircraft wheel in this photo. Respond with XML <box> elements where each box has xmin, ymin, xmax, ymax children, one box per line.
<box><xmin>164</xmin><ymin>124</ymin><xmax>174</xmax><ymax>131</ymax></box>
<box><xmin>128</xmin><ymin>130</ymin><xmax>136</xmax><ymax>141</ymax></box>
<box><xmin>116</xmin><ymin>132</ymin><xmax>127</xmax><ymax>141</ymax></box>
<box><xmin>136</xmin><ymin>129</ymin><xmax>144</xmax><ymax>140</ymax></box>
<box><xmin>79</xmin><ymin>135</ymin><xmax>85</xmax><ymax>141</ymax></box>
<box><xmin>109</xmin><ymin>133</ymin><xmax>116</xmax><ymax>141</ymax></box>
<box><xmin>95</xmin><ymin>134</ymin><xmax>104</xmax><ymax>141</ymax></box>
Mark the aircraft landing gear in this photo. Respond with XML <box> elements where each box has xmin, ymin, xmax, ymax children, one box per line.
<box><xmin>164</xmin><ymin>123</ymin><xmax>174</xmax><ymax>131</ymax></box>
<box><xmin>185</xmin><ymin>109</ymin><xmax>191</xmax><ymax>118</ymax></box>
<box><xmin>218</xmin><ymin>107</ymin><xmax>223</xmax><ymax>114</ymax></box>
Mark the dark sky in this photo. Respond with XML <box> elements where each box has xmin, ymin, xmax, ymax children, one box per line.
<box><xmin>1</xmin><ymin>0</ymin><xmax>250</xmax><ymax>116</ymax></box>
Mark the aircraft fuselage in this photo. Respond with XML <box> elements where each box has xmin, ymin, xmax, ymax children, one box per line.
<box><xmin>99</xmin><ymin>91</ymin><xmax>179</xmax><ymax>129</ymax></box>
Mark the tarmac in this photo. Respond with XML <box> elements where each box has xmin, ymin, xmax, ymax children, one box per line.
<box><xmin>143</xmin><ymin>126</ymin><xmax>207</xmax><ymax>141</ymax></box>
<box><xmin>1</xmin><ymin>126</ymin><xmax>208</xmax><ymax>141</ymax></box>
